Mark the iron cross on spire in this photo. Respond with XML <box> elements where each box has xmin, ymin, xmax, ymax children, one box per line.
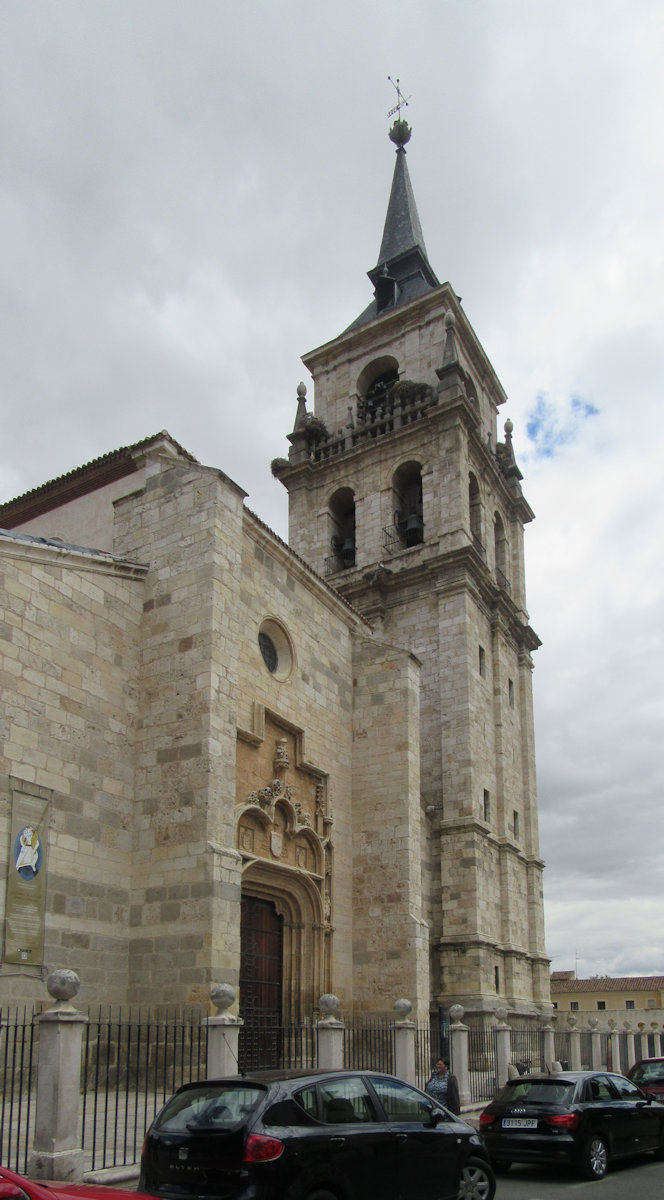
<box><xmin>387</xmin><ymin>76</ymin><xmax>412</xmax><ymax>120</ymax></box>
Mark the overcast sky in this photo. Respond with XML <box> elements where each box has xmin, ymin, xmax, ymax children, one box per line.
<box><xmin>2</xmin><ymin>1</ymin><xmax>663</xmax><ymax>983</ymax></box>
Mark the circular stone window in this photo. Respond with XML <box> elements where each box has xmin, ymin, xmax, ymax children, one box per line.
<box><xmin>258</xmin><ymin>619</ymin><xmax>294</xmax><ymax>681</ymax></box>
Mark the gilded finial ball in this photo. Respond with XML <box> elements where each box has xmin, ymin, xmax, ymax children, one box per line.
<box><xmin>389</xmin><ymin>119</ymin><xmax>411</xmax><ymax>148</ymax></box>
<box><xmin>297</xmin><ymin>381</ymin><xmax>307</xmax><ymax>398</ymax></box>
<box><xmin>504</xmin><ymin>418</ymin><xmax>513</xmax><ymax>436</ymax></box>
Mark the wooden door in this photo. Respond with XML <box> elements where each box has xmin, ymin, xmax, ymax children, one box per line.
<box><xmin>239</xmin><ymin>895</ymin><xmax>283</xmax><ymax>1068</ymax></box>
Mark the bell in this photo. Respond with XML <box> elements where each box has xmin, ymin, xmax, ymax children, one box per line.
<box><xmin>404</xmin><ymin>513</ymin><xmax>423</xmax><ymax>546</ymax></box>
<box><xmin>341</xmin><ymin>537</ymin><xmax>355</xmax><ymax>568</ymax></box>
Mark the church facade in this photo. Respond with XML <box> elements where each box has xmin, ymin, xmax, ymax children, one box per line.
<box><xmin>0</xmin><ymin>119</ymin><xmax>549</xmax><ymax>1023</ymax></box>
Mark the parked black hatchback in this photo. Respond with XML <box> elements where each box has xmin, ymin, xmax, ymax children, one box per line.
<box><xmin>479</xmin><ymin>1070</ymin><xmax>664</xmax><ymax>1180</ymax></box>
<box><xmin>140</xmin><ymin>1068</ymin><xmax>495</xmax><ymax>1200</ymax></box>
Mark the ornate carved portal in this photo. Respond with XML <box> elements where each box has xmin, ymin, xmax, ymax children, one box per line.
<box><xmin>236</xmin><ymin>710</ymin><xmax>333</xmax><ymax>1020</ymax></box>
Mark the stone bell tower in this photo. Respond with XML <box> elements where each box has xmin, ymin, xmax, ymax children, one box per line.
<box><xmin>273</xmin><ymin>115</ymin><xmax>550</xmax><ymax>1019</ymax></box>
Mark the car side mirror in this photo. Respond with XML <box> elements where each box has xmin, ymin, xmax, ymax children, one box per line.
<box><xmin>426</xmin><ymin>1106</ymin><xmax>447</xmax><ymax>1127</ymax></box>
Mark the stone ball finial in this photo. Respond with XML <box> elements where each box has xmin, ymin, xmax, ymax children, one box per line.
<box><xmin>566</xmin><ymin>1014</ymin><xmax>577</xmax><ymax>1029</ymax></box>
<box><xmin>210</xmin><ymin>983</ymin><xmax>236</xmax><ymax>1014</ymax></box>
<box><xmin>319</xmin><ymin>993</ymin><xmax>340</xmax><ymax>1018</ymax></box>
<box><xmin>494</xmin><ymin>1006</ymin><xmax>508</xmax><ymax>1023</ymax></box>
<box><xmin>393</xmin><ymin>998</ymin><xmax>412</xmax><ymax>1019</ymax></box>
<box><xmin>504</xmin><ymin>418</ymin><xmax>514</xmax><ymax>436</ymax></box>
<box><xmin>588</xmin><ymin>1016</ymin><xmax>599</xmax><ymax>1029</ymax></box>
<box><xmin>46</xmin><ymin>968</ymin><xmax>80</xmax><ymax>1005</ymax></box>
<box><xmin>450</xmin><ymin>1003</ymin><xmax>465</xmax><ymax>1024</ymax></box>
<box><xmin>623</xmin><ymin>1021</ymin><xmax>632</xmax><ymax>1031</ymax></box>
<box><xmin>297</xmin><ymin>381</ymin><xmax>307</xmax><ymax>398</ymax></box>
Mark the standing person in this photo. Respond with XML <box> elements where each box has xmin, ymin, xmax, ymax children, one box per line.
<box><xmin>425</xmin><ymin>1058</ymin><xmax>460</xmax><ymax>1115</ymax></box>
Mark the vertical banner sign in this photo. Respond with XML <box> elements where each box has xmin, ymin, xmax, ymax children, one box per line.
<box><xmin>4</xmin><ymin>788</ymin><xmax>50</xmax><ymax>965</ymax></box>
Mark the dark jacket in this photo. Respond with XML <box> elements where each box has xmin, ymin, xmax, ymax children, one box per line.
<box><xmin>425</xmin><ymin>1070</ymin><xmax>460</xmax><ymax>1115</ymax></box>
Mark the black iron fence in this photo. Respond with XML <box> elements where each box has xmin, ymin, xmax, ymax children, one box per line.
<box><xmin>238</xmin><ymin>1015</ymin><xmax>316</xmax><ymax>1073</ymax></box>
<box><xmin>2</xmin><ymin>1006</ymin><xmax>558</xmax><ymax>1174</ymax></box>
<box><xmin>81</xmin><ymin>1006</ymin><xmax>207</xmax><ymax>1172</ymax></box>
<box><xmin>0</xmin><ymin>1007</ymin><xmax>37</xmax><ymax>1175</ymax></box>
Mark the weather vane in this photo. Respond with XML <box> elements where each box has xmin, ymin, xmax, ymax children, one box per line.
<box><xmin>387</xmin><ymin>76</ymin><xmax>412</xmax><ymax>120</ymax></box>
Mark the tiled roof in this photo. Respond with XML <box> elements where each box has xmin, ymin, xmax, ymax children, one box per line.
<box><xmin>551</xmin><ymin>976</ymin><xmax>664</xmax><ymax>993</ymax></box>
<box><xmin>0</xmin><ymin>432</ymin><xmax>197</xmax><ymax>528</ymax></box>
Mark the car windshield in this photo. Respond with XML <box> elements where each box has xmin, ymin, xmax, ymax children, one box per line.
<box><xmin>497</xmin><ymin>1079</ymin><xmax>576</xmax><ymax>1105</ymax></box>
<box><xmin>631</xmin><ymin>1063</ymin><xmax>664</xmax><ymax>1084</ymax></box>
<box><xmin>154</xmin><ymin>1084</ymin><xmax>265</xmax><ymax>1132</ymax></box>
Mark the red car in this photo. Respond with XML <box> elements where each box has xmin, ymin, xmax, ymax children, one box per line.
<box><xmin>627</xmin><ymin>1058</ymin><xmax>664</xmax><ymax>1101</ymax></box>
<box><xmin>0</xmin><ymin>1166</ymin><xmax>152</xmax><ymax>1200</ymax></box>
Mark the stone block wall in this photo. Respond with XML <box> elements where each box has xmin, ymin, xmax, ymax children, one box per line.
<box><xmin>0</xmin><ymin>543</ymin><xmax>144</xmax><ymax>1003</ymax></box>
<box><xmin>350</xmin><ymin>635</ymin><xmax>429</xmax><ymax>1019</ymax></box>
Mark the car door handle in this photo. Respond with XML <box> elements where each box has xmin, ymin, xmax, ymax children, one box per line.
<box><xmin>392</xmin><ymin>1132</ymin><xmax>408</xmax><ymax>1142</ymax></box>
<box><xmin>329</xmin><ymin>1136</ymin><xmax>345</xmax><ymax>1147</ymax></box>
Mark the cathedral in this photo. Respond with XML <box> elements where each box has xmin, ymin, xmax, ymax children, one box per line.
<box><xmin>0</xmin><ymin>117</ymin><xmax>549</xmax><ymax>1024</ymax></box>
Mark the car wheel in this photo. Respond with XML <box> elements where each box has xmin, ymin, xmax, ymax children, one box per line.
<box><xmin>458</xmin><ymin>1156</ymin><xmax>496</xmax><ymax>1200</ymax></box>
<box><xmin>304</xmin><ymin>1191</ymin><xmax>338</xmax><ymax>1200</ymax></box>
<box><xmin>578</xmin><ymin>1134</ymin><xmax>609</xmax><ymax>1180</ymax></box>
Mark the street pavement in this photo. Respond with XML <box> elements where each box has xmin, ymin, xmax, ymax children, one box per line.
<box><xmin>494</xmin><ymin>1155</ymin><xmax>664</xmax><ymax>1199</ymax></box>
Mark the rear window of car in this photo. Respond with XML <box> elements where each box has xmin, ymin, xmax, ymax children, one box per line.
<box><xmin>497</xmin><ymin>1079</ymin><xmax>576</xmax><ymax>1105</ymax></box>
<box><xmin>154</xmin><ymin>1084</ymin><xmax>265</xmax><ymax>1132</ymax></box>
<box><xmin>630</xmin><ymin>1063</ymin><xmax>664</xmax><ymax>1084</ymax></box>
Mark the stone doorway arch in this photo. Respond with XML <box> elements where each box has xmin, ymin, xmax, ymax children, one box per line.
<box><xmin>240</xmin><ymin>858</ymin><xmax>328</xmax><ymax>1021</ymax></box>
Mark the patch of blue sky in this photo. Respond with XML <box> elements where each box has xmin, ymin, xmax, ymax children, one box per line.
<box><xmin>525</xmin><ymin>392</ymin><xmax>599</xmax><ymax>459</ymax></box>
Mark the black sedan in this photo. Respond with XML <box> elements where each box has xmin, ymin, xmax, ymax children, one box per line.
<box><xmin>140</xmin><ymin>1068</ymin><xmax>495</xmax><ymax>1200</ymax></box>
<box><xmin>479</xmin><ymin>1069</ymin><xmax>664</xmax><ymax>1179</ymax></box>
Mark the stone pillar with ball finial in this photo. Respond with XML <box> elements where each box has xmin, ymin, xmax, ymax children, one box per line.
<box><xmin>392</xmin><ymin>998</ymin><xmax>416</xmax><ymax>1085</ymax></box>
<box><xmin>566</xmin><ymin>1013</ymin><xmax>582</xmax><ymax>1070</ymax></box>
<box><xmin>588</xmin><ymin>1016</ymin><xmax>602</xmax><ymax>1068</ymax></box>
<box><xmin>316</xmin><ymin>995</ymin><xmax>344</xmax><ymax>1069</ymax></box>
<box><xmin>540</xmin><ymin>1006</ymin><xmax>556</xmax><ymax>1071</ymax></box>
<box><xmin>448</xmin><ymin>1004</ymin><xmax>470</xmax><ymax>1107</ymax></box>
<box><xmin>623</xmin><ymin>1021</ymin><xmax>635</xmax><ymax>1071</ymax></box>
<box><xmin>204</xmin><ymin>984</ymin><xmax>243</xmax><ymax>1077</ymax></box>
<box><xmin>28</xmin><ymin>969</ymin><xmax>89</xmax><ymax>1181</ymax></box>
<box><xmin>494</xmin><ymin>1008</ymin><xmax>512</xmax><ymax>1092</ymax></box>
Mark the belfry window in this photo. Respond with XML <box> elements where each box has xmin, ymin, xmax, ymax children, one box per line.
<box><xmin>326</xmin><ymin>487</ymin><xmax>356</xmax><ymax>575</ymax></box>
<box><xmin>386</xmin><ymin>461</ymin><xmax>423</xmax><ymax>551</ymax></box>
<box><xmin>356</xmin><ymin>356</ymin><xmax>399</xmax><ymax>425</ymax></box>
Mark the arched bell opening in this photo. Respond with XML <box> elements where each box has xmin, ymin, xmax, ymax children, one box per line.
<box><xmin>392</xmin><ymin>460</ymin><xmax>424</xmax><ymax>548</ymax></box>
<box><xmin>327</xmin><ymin>486</ymin><xmax>356</xmax><ymax>573</ymax></box>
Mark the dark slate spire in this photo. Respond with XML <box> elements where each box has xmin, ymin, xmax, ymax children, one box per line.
<box><xmin>376</xmin><ymin>120</ymin><xmax>429</xmax><ymax>266</ymax></box>
<box><xmin>346</xmin><ymin>118</ymin><xmax>440</xmax><ymax>332</ymax></box>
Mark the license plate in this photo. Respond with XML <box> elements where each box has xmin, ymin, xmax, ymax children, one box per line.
<box><xmin>502</xmin><ymin>1118</ymin><xmax>537</xmax><ymax>1129</ymax></box>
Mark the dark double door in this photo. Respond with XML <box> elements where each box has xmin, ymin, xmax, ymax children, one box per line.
<box><xmin>239</xmin><ymin>895</ymin><xmax>283</xmax><ymax>1069</ymax></box>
